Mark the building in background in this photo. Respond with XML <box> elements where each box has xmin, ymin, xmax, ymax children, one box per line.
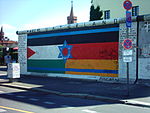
<box><xmin>0</xmin><ymin>26</ymin><xmax>4</xmax><ymax>42</ymax></box>
<box><xmin>0</xmin><ymin>26</ymin><xmax>18</xmax><ymax>50</ymax></box>
<box><xmin>67</xmin><ymin>1</ymin><xmax>77</xmax><ymax>24</ymax></box>
<box><xmin>0</xmin><ymin>26</ymin><xmax>18</xmax><ymax>65</ymax></box>
<box><xmin>91</xmin><ymin>0</ymin><xmax>150</xmax><ymax>19</ymax></box>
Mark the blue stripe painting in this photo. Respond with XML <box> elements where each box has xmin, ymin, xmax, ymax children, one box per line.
<box><xmin>28</xmin><ymin>67</ymin><xmax>118</xmax><ymax>74</ymax></box>
<box><xmin>28</xmin><ymin>27</ymin><xmax>119</xmax><ymax>39</ymax></box>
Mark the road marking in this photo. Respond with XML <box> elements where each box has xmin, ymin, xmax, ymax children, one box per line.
<box><xmin>44</xmin><ymin>101</ymin><xmax>55</xmax><ymax>105</ymax></box>
<box><xmin>0</xmin><ymin>109</ymin><xmax>7</xmax><ymax>112</ymax></box>
<box><xmin>61</xmin><ymin>105</ymin><xmax>74</xmax><ymax>109</ymax></box>
<box><xmin>82</xmin><ymin>109</ymin><xmax>98</xmax><ymax>113</ymax></box>
<box><xmin>16</xmin><ymin>96</ymin><xmax>26</xmax><ymax>98</ymax></box>
<box><xmin>29</xmin><ymin>98</ymin><xmax>39</xmax><ymax>101</ymax></box>
<box><xmin>0</xmin><ymin>91</ymin><xmax>4</xmax><ymax>93</ymax></box>
<box><xmin>61</xmin><ymin>105</ymin><xmax>71</xmax><ymax>107</ymax></box>
<box><xmin>68</xmin><ymin>82</ymin><xmax>82</xmax><ymax>84</ymax></box>
<box><xmin>5</xmin><ymin>93</ymin><xmax>14</xmax><ymax>96</ymax></box>
<box><xmin>0</xmin><ymin>106</ymin><xmax>34</xmax><ymax>113</ymax></box>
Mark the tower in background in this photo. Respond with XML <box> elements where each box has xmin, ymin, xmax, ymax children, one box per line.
<box><xmin>67</xmin><ymin>1</ymin><xmax>77</xmax><ymax>24</ymax></box>
<box><xmin>0</xmin><ymin>26</ymin><xmax>4</xmax><ymax>41</ymax></box>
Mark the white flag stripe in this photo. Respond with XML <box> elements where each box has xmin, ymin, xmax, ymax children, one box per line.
<box><xmin>28</xmin><ymin>45</ymin><xmax>63</xmax><ymax>60</ymax></box>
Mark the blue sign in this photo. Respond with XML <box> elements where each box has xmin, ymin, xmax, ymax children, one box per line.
<box><xmin>126</xmin><ymin>11</ymin><xmax>132</xmax><ymax>27</ymax></box>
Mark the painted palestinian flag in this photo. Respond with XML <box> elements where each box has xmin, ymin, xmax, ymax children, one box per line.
<box><xmin>27</xmin><ymin>24</ymin><xmax>119</xmax><ymax>77</ymax></box>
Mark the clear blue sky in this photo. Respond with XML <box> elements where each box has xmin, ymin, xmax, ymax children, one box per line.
<box><xmin>0</xmin><ymin>0</ymin><xmax>91</xmax><ymax>41</ymax></box>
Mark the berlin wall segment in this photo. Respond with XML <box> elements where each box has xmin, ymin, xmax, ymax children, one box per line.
<box><xmin>17</xmin><ymin>15</ymin><xmax>150</xmax><ymax>83</ymax></box>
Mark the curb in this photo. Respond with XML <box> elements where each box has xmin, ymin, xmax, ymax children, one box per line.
<box><xmin>0</xmin><ymin>83</ymin><xmax>150</xmax><ymax>108</ymax></box>
<box><xmin>123</xmin><ymin>100</ymin><xmax>150</xmax><ymax>108</ymax></box>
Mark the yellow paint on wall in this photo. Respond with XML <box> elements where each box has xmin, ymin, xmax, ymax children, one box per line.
<box><xmin>66</xmin><ymin>59</ymin><xmax>118</xmax><ymax>70</ymax></box>
<box><xmin>65</xmin><ymin>71</ymin><xmax>118</xmax><ymax>77</ymax></box>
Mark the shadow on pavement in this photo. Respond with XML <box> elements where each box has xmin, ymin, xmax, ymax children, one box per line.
<box><xmin>18</xmin><ymin>75</ymin><xmax>150</xmax><ymax>100</ymax></box>
<box><xmin>0</xmin><ymin>66</ymin><xmax>150</xmax><ymax>108</ymax></box>
<box><xmin>0</xmin><ymin>91</ymin><xmax>112</xmax><ymax>109</ymax></box>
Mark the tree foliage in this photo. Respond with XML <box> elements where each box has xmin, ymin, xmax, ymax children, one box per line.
<box><xmin>90</xmin><ymin>5</ymin><xmax>103</xmax><ymax>21</ymax></box>
<box><xmin>0</xmin><ymin>45</ymin><xmax>3</xmax><ymax>57</ymax></box>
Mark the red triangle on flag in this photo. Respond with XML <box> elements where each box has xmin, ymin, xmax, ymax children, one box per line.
<box><xmin>27</xmin><ymin>48</ymin><xmax>36</xmax><ymax>59</ymax></box>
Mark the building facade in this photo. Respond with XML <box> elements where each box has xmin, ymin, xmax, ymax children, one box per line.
<box><xmin>91</xmin><ymin>0</ymin><xmax>150</xmax><ymax>19</ymax></box>
<box><xmin>0</xmin><ymin>26</ymin><xmax>18</xmax><ymax>49</ymax></box>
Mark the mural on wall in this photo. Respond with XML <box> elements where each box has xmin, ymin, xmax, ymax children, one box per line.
<box><xmin>27</xmin><ymin>24</ymin><xmax>119</xmax><ymax>77</ymax></box>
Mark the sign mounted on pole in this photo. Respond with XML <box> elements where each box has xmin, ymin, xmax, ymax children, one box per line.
<box><xmin>123</xmin><ymin>56</ymin><xmax>132</xmax><ymax>62</ymax></box>
<box><xmin>123</xmin><ymin>0</ymin><xmax>133</xmax><ymax>96</ymax></box>
<box><xmin>123</xmin><ymin>39</ymin><xmax>133</xmax><ymax>49</ymax></box>
<box><xmin>126</xmin><ymin>11</ymin><xmax>132</xmax><ymax>27</ymax></box>
<box><xmin>123</xmin><ymin>0</ymin><xmax>132</xmax><ymax>11</ymax></box>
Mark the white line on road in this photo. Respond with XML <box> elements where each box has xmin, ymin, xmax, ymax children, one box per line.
<box><xmin>44</xmin><ymin>101</ymin><xmax>55</xmax><ymax>105</ymax></box>
<box><xmin>0</xmin><ymin>91</ymin><xmax>4</xmax><ymax>93</ymax></box>
<box><xmin>0</xmin><ymin>109</ymin><xmax>7</xmax><ymax>112</ymax></box>
<box><xmin>5</xmin><ymin>93</ymin><xmax>14</xmax><ymax>96</ymax></box>
<box><xmin>29</xmin><ymin>98</ymin><xmax>39</xmax><ymax>101</ymax></box>
<box><xmin>82</xmin><ymin>109</ymin><xmax>98</xmax><ymax>113</ymax></box>
<box><xmin>16</xmin><ymin>96</ymin><xmax>26</xmax><ymax>98</ymax></box>
<box><xmin>61</xmin><ymin>105</ymin><xmax>74</xmax><ymax>109</ymax></box>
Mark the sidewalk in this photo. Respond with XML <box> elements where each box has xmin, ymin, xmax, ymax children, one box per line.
<box><xmin>0</xmin><ymin>66</ymin><xmax>150</xmax><ymax>108</ymax></box>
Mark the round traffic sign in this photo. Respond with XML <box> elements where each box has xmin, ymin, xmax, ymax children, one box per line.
<box><xmin>123</xmin><ymin>0</ymin><xmax>132</xmax><ymax>10</ymax></box>
<box><xmin>122</xmin><ymin>39</ymin><xmax>133</xmax><ymax>49</ymax></box>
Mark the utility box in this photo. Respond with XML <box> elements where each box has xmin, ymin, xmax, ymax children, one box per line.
<box><xmin>8</xmin><ymin>63</ymin><xmax>20</xmax><ymax>79</ymax></box>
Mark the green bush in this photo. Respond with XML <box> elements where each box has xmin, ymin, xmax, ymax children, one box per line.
<box><xmin>0</xmin><ymin>45</ymin><xmax>3</xmax><ymax>58</ymax></box>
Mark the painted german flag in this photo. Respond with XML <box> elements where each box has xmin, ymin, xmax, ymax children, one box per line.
<box><xmin>27</xmin><ymin>24</ymin><xmax>119</xmax><ymax>77</ymax></box>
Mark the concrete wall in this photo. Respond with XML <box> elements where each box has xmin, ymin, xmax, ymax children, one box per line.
<box><xmin>138</xmin><ymin>21</ymin><xmax>150</xmax><ymax>79</ymax></box>
<box><xmin>17</xmin><ymin>15</ymin><xmax>150</xmax><ymax>83</ymax></box>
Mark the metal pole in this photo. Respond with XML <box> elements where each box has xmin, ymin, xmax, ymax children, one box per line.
<box><xmin>126</xmin><ymin>26</ymin><xmax>130</xmax><ymax>96</ymax></box>
<box><xmin>134</xmin><ymin>18</ymin><xmax>139</xmax><ymax>84</ymax></box>
<box><xmin>127</xmin><ymin>62</ymin><xmax>129</xmax><ymax>96</ymax></box>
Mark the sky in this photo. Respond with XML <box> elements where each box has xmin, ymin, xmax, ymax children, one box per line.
<box><xmin>0</xmin><ymin>0</ymin><xmax>91</xmax><ymax>41</ymax></box>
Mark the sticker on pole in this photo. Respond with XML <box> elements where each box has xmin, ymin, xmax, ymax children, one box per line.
<box><xmin>123</xmin><ymin>0</ymin><xmax>132</xmax><ymax>11</ymax></box>
<box><xmin>122</xmin><ymin>39</ymin><xmax>133</xmax><ymax>49</ymax></box>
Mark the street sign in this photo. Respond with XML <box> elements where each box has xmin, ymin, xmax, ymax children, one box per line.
<box><xmin>123</xmin><ymin>0</ymin><xmax>132</xmax><ymax>11</ymax></box>
<box><xmin>123</xmin><ymin>39</ymin><xmax>133</xmax><ymax>49</ymax></box>
<box><xmin>126</xmin><ymin>11</ymin><xmax>132</xmax><ymax>27</ymax></box>
<box><xmin>123</xmin><ymin>56</ymin><xmax>132</xmax><ymax>62</ymax></box>
<box><xmin>123</xmin><ymin>50</ymin><xmax>133</xmax><ymax>56</ymax></box>
<box><xmin>123</xmin><ymin>1</ymin><xmax>133</xmax><ymax>96</ymax></box>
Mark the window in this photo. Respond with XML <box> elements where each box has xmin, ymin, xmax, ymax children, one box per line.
<box><xmin>104</xmin><ymin>10</ymin><xmax>110</xmax><ymax>19</ymax></box>
<box><xmin>132</xmin><ymin>6</ymin><xmax>139</xmax><ymax>16</ymax></box>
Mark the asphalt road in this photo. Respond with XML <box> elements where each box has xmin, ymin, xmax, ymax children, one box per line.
<box><xmin>0</xmin><ymin>86</ymin><xmax>150</xmax><ymax>113</ymax></box>
<box><xmin>0</xmin><ymin>86</ymin><xmax>106</xmax><ymax>113</ymax></box>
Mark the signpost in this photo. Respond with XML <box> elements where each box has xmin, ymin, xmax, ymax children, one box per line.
<box><xmin>123</xmin><ymin>0</ymin><xmax>133</xmax><ymax>96</ymax></box>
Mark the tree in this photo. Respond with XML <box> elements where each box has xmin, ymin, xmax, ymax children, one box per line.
<box><xmin>0</xmin><ymin>45</ymin><xmax>3</xmax><ymax>65</ymax></box>
<box><xmin>90</xmin><ymin>5</ymin><xmax>103</xmax><ymax>21</ymax></box>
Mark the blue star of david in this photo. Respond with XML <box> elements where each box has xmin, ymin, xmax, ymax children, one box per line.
<box><xmin>58</xmin><ymin>40</ymin><xmax>72</xmax><ymax>62</ymax></box>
